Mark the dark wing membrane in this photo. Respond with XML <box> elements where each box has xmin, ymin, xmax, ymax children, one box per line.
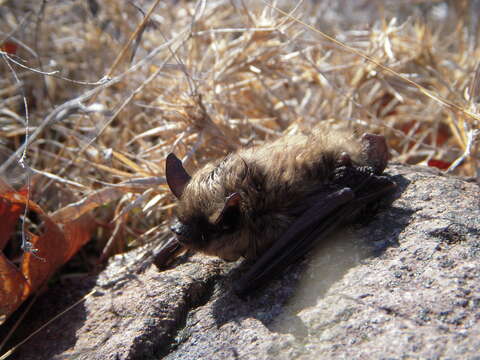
<box><xmin>235</xmin><ymin>174</ymin><xmax>396</xmax><ymax>297</ymax></box>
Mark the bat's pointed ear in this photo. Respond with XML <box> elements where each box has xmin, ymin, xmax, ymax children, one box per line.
<box><xmin>166</xmin><ymin>153</ymin><xmax>191</xmax><ymax>198</ymax></box>
<box><xmin>214</xmin><ymin>192</ymin><xmax>241</xmax><ymax>226</ymax></box>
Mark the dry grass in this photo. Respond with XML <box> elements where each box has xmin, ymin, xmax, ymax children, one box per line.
<box><xmin>1</xmin><ymin>0</ymin><xmax>479</xmax><ymax>259</ymax></box>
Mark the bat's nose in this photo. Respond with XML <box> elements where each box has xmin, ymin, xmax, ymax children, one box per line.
<box><xmin>170</xmin><ymin>221</ymin><xmax>192</xmax><ymax>245</ymax></box>
<box><xmin>170</xmin><ymin>222</ymin><xmax>183</xmax><ymax>235</ymax></box>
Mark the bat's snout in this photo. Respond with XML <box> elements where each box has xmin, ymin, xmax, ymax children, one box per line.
<box><xmin>170</xmin><ymin>220</ymin><xmax>194</xmax><ymax>245</ymax></box>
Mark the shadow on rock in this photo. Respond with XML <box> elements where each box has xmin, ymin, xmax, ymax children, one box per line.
<box><xmin>1</xmin><ymin>275</ymin><xmax>96</xmax><ymax>360</ymax></box>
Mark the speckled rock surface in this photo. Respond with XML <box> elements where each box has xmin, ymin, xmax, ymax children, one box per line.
<box><xmin>10</xmin><ymin>164</ymin><xmax>480</xmax><ymax>359</ymax></box>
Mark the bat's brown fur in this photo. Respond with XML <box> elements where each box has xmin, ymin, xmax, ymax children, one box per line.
<box><xmin>170</xmin><ymin>127</ymin><xmax>386</xmax><ymax>262</ymax></box>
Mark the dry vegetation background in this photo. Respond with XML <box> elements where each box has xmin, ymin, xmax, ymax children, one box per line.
<box><xmin>1</xmin><ymin>0</ymin><xmax>480</xmax><ymax>331</ymax></box>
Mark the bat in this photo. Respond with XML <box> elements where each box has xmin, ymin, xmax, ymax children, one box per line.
<box><xmin>160</xmin><ymin>127</ymin><xmax>396</xmax><ymax>296</ymax></box>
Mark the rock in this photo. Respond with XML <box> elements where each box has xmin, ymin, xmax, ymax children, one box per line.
<box><xmin>10</xmin><ymin>164</ymin><xmax>480</xmax><ymax>359</ymax></box>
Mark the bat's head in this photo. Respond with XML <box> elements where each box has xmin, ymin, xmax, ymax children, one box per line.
<box><xmin>165</xmin><ymin>153</ymin><xmax>248</xmax><ymax>261</ymax></box>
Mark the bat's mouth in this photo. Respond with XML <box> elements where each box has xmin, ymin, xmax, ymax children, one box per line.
<box><xmin>172</xmin><ymin>234</ymin><xmax>190</xmax><ymax>245</ymax></box>
<box><xmin>171</xmin><ymin>234</ymin><xmax>194</xmax><ymax>248</ymax></box>
<box><xmin>171</xmin><ymin>234</ymin><xmax>198</xmax><ymax>250</ymax></box>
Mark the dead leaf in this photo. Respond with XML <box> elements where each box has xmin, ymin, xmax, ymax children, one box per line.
<box><xmin>0</xmin><ymin>189</ymin><xmax>26</xmax><ymax>250</ymax></box>
<box><xmin>0</xmin><ymin>254</ymin><xmax>29</xmax><ymax>317</ymax></box>
<box><xmin>0</xmin><ymin>183</ymin><xmax>95</xmax><ymax>323</ymax></box>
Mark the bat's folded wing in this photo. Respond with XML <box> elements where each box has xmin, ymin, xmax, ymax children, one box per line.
<box><xmin>235</xmin><ymin>173</ymin><xmax>396</xmax><ymax>297</ymax></box>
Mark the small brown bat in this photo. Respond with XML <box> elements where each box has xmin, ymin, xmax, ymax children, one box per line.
<box><xmin>162</xmin><ymin>127</ymin><xmax>395</xmax><ymax>296</ymax></box>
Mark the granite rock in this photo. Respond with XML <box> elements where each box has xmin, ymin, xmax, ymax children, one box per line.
<box><xmin>11</xmin><ymin>164</ymin><xmax>480</xmax><ymax>360</ymax></box>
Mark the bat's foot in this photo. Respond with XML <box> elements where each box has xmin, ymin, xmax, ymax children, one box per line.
<box><xmin>334</xmin><ymin>163</ymin><xmax>374</xmax><ymax>189</ymax></box>
<box><xmin>153</xmin><ymin>237</ymin><xmax>184</xmax><ymax>270</ymax></box>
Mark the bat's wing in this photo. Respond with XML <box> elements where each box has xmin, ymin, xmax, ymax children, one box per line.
<box><xmin>235</xmin><ymin>172</ymin><xmax>396</xmax><ymax>297</ymax></box>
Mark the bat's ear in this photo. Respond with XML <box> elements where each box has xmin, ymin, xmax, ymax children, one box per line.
<box><xmin>214</xmin><ymin>192</ymin><xmax>241</xmax><ymax>227</ymax></box>
<box><xmin>166</xmin><ymin>153</ymin><xmax>191</xmax><ymax>198</ymax></box>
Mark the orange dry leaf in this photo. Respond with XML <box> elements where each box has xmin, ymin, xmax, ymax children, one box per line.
<box><xmin>0</xmin><ymin>188</ymin><xmax>26</xmax><ymax>250</ymax></box>
<box><xmin>0</xmin><ymin>183</ymin><xmax>95</xmax><ymax>323</ymax></box>
<box><xmin>20</xmin><ymin>217</ymin><xmax>70</xmax><ymax>297</ymax></box>
<box><xmin>427</xmin><ymin>159</ymin><xmax>452</xmax><ymax>170</ymax></box>
<box><xmin>0</xmin><ymin>253</ymin><xmax>28</xmax><ymax>318</ymax></box>
<box><xmin>63</xmin><ymin>215</ymin><xmax>95</xmax><ymax>262</ymax></box>
<box><xmin>0</xmin><ymin>41</ymin><xmax>18</xmax><ymax>55</ymax></box>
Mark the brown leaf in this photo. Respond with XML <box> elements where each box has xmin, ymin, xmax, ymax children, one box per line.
<box><xmin>0</xmin><ymin>183</ymin><xmax>95</xmax><ymax>322</ymax></box>
<box><xmin>0</xmin><ymin>189</ymin><xmax>26</xmax><ymax>250</ymax></box>
<box><xmin>21</xmin><ymin>217</ymin><xmax>67</xmax><ymax>295</ymax></box>
<box><xmin>63</xmin><ymin>214</ymin><xmax>95</xmax><ymax>262</ymax></box>
<box><xmin>0</xmin><ymin>253</ymin><xmax>29</xmax><ymax>318</ymax></box>
<box><xmin>427</xmin><ymin>159</ymin><xmax>452</xmax><ymax>170</ymax></box>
